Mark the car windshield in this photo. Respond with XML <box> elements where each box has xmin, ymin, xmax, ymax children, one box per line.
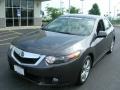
<box><xmin>43</xmin><ymin>17</ymin><xmax>95</xmax><ymax>36</ymax></box>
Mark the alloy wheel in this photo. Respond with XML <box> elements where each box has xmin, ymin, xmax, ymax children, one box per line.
<box><xmin>80</xmin><ymin>57</ymin><xmax>91</xmax><ymax>82</ymax></box>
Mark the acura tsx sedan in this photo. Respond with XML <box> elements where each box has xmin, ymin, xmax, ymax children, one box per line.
<box><xmin>8</xmin><ymin>14</ymin><xmax>115</xmax><ymax>86</ymax></box>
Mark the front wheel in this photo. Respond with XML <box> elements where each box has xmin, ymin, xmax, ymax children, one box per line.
<box><xmin>77</xmin><ymin>56</ymin><xmax>92</xmax><ymax>85</ymax></box>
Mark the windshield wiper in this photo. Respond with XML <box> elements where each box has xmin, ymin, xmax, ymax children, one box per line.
<box><xmin>56</xmin><ymin>31</ymin><xmax>76</xmax><ymax>35</ymax></box>
<box><xmin>41</xmin><ymin>27</ymin><xmax>53</xmax><ymax>31</ymax></box>
<box><xmin>59</xmin><ymin>32</ymin><xmax>87</xmax><ymax>36</ymax></box>
<box><xmin>41</xmin><ymin>27</ymin><xmax>47</xmax><ymax>30</ymax></box>
<box><xmin>41</xmin><ymin>28</ymin><xmax>85</xmax><ymax>36</ymax></box>
<box><xmin>41</xmin><ymin>28</ymin><xmax>87</xmax><ymax>36</ymax></box>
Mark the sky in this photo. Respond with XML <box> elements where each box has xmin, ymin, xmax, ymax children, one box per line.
<box><xmin>41</xmin><ymin>0</ymin><xmax>120</xmax><ymax>17</ymax></box>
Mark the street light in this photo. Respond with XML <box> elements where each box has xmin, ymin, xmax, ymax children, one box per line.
<box><xmin>69</xmin><ymin>0</ymin><xmax>71</xmax><ymax>13</ymax></box>
<box><xmin>114</xmin><ymin>2</ymin><xmax>120</xmax><ymax>19</ymax></box>
<box><xmin>80</xmin><ymin>0</ymin><xmax>84</xmax><ymax>14</ymax></box>
<box><xmin>60</xmin><ymin>0</ymin><xmax>64</xmax><ymax>14</ymax></box>
<box><xmin>109</xmin><ymin>0</ymin><xmax>111</xmax><ymax>16</ymax></box>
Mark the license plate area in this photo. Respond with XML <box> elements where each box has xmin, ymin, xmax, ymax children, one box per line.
<box><xmin>14</xmin><ymin>65</ymin><xmax>24</xmax><ymax>76</ymax></box>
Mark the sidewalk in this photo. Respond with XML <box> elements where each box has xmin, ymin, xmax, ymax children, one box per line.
<box><xmin>0</xmin><ymin>26</ymin><xmax>41</xmax><ymax>31</ymax></box>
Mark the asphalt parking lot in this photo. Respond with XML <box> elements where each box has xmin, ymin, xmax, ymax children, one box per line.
<box><xmin>0</xmin><ymin>27</ymin><xmax>120</xmax><ymax>90</ymax></box>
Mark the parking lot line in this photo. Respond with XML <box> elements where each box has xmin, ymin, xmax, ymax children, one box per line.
<box><xmin>0</xmin><ymin>43</ymin><xmax>10</xmax><ymax>46</ymax></box>
<box><xmin>0</xmin><ymin>31</ymin><xmax>12</xmax><ymax>35</ymax></box>
<box><xmin>0</xmin><ymin>33</ymin><xmax>17</xmax><ymax>38</ymax></box>
<box><xmin>0</xmin><ymin>30</ymin><xmax>21</xmax><ymax>46</ymax></box>
<box><xmin>0</xmin><ymin>36</ymin><xmax>17</xmax><ymax>42</ymax></box>
<box><xmin>9</xmin><ymin>30</ymin><xmax>22</xmax><ymax>35</ymax></box>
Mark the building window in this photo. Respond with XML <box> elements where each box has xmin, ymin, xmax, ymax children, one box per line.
<box><xmin>21</xmin><ymin>19</ymin><xmax>27</xmax><ymax>26</ymax></box>
<box><xmin>6</xmin><ymin>19</ymin><xmax>13</xmax><ymax>27</ymax></box>
<box><xmin>6</xmin><ymin>8</ymin><xmax>13</xmax><ymax>18</ymax></box>
<box><xmin>5</xmin><ymin>0</ymin><xmax>34</xmax><ymax>27</ymax></box>
<box><xmin>14</xmin><ymin>19</ymin><xmax>19</xmax><ymax>26</ymax></box>
<box><xmin>28</xmin><ymin>0</ymin><xmax>34</xmax><ymax>8</ymax></box>
<box><xmin>21</xmin><ymin>0</ymin><xmax>27</xmax><ymax>9</ymax></box>
<box><xmin>5</xmin><ymin>0</ymin><xmax>12</xmax><ymax>7</ymax></box>
<box><xmin>28</xmin><ymin>18</ymin><xmax>33</xmax><ymax>26</ymax></box>
<box><xmin>21</xmin><ymin>8</ymin><xmax>27</xmax><ymax>17</ymax></box>
<box><xmin>13</xmin><ymin>8</ymin><xmax>21</xmax><ymax>18</ymax></box>
<box><xmin>13</xmin><ymin>0</ymin><xmax>20</xmax><ymax>7</ymax></box>
<box><xmin>28</xmin><ymin>9</ymin><xmax>34</xmax><ymax>17</ymax></box>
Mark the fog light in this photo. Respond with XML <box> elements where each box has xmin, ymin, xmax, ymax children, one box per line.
<box><xmin>45</xmin><ymin>56</ymin><xmax>56</xmax><ymax>64</ymax></box>
<box><xmin>52</xmin><ymin>78</ymin><xmax>59</xmax><ymax>82</ymax></box>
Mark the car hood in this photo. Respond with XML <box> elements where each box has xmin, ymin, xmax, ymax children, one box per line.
<box><xmin>12</xmin><ymin>30</ymin><xmax>86</xmax><ymax>55</ymax></box>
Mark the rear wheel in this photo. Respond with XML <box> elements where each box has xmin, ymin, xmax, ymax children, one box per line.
<box><xmin>77</xmin><ymin>56</ymin><xmax>92</xmax><ymax>85</ymax></box>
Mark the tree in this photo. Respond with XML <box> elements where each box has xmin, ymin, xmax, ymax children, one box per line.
<box><xmin>46</xmin><ymin>7</ymin><xmax>62</xmax><ymax>20</ymax></box>
<box><xmin>89</xmin><ymin>3</ymin><xmax>101</xmax><ymax>15</ymax></box>
<box><xmin>67</xmin><ymin>6</ymin><xmax>79</xmax><ymax>14</ymax></box>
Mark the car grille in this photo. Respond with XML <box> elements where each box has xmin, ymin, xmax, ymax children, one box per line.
<box><xmin>11</xmin><ymin>46</ymin><xmax>46</xmax><ymax>66</ymax></box>
<box><xmin>14</xmin><ymin>51</ymin><xmax>40</xmax><ymax>64</ymax></box>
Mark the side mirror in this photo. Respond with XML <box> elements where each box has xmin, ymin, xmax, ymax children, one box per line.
<box><xmin>97</xmin><ymin>31</ymin><xmax>107</xmax><ymax>38</ymax></box>
<box><xmin>41</xmin><ymin>23</ymin><xmax>46</xmax><ymax>27</ymax></box>
<box><xmin>41</xmin><ymin>23</ymin><xmax>47</xmax><ymax>30</ymax></box>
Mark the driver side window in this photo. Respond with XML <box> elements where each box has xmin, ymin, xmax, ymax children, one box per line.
<box><xmin>97</xmin><ymin>20</ymin><xmax>105</xmax><ymax>34</ymax></box>
<box><xmin>103</xmin><ymin>19</ymin><xmax>112</xmax><ymax>30</ymax></box>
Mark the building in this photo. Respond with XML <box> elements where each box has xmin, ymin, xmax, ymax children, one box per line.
<box><xmin>0</xmin><ymin>0</ymin><xmax>49</xmax><ymax>28</ymax></box>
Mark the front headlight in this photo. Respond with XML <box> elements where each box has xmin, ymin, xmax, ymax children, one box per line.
<box><xmin>45</xmin><ymin>51</ymin><xmax>80</xmax><ymax>65</ymax></box>
<box><xmin>10</xmin><ymin>45</ymin><xmax>14</xmax><ymax>50</ymax></box>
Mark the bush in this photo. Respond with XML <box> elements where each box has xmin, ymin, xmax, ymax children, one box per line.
<box><xmin>111</xmin><ymin>19</ymin><xmax>120</xmax><ymax>25</ymax></box>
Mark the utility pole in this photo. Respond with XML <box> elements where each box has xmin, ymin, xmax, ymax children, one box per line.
<box><xmin>69</xmin><ymin>0</ymin><xmax>71</xmax><ymax>13</ymax></box>
<box><xmin>114</xmin><ymin>6</ymin><xmax>116</xmax><ymax>19</ymax></box>
<box><xmin>60</xmin><ymin>0</ymin><xmax>64</xmax><ymax>14</ymax></box>
<box><xmin>113</xmin><ymin>2</ymin><xmax>120</xmax><ymax>19</ymax></box>
<box><xmin>80</xmin><ymin>0</ymin><xmax>84</xmax><ymax>14</ymax></box>
<box><xmin>109</xmin><ymin>0</ymin><xmax>111</xmax><ymax>17</ymax></box>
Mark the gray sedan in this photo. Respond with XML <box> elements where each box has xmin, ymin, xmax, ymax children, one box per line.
<box><xmin>8</xmin><ymin>14</ymin><xmax>115</xmax><ymax>86</ymax></box>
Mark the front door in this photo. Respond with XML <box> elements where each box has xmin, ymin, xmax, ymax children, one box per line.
<box><xmin>92</xmin><ymin>19</ymin><xmax>107</xmax><ymax>61</ymax></box>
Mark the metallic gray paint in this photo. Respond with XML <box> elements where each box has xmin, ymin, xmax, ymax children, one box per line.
<box><xmin>8</xmin><ymin>14</ymin><xmax>115</xmax><ymax>85</ymax></box>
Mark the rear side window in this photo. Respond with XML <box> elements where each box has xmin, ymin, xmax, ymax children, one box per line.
<box><xmin>103</xmin><ymin>19</ymin><xmax>112</xmax><ymax>30</ymax></box>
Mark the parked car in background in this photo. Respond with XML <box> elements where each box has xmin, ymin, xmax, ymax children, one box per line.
<box><xmin>8</xmin><ymin>14</ymin><xmax>115</xmax><ymax>86</ymax></box>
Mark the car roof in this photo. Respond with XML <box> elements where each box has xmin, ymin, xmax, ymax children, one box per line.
<box><xmin>61</xmin><ymin>14</ymin><xmax>103</xmax><ymax>20</ymax></box>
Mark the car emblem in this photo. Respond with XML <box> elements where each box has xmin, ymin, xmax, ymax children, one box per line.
<box><xmin>20</xmin><ymin>51</ymin><xmax>24</xmax><ymax>57</ymax></box>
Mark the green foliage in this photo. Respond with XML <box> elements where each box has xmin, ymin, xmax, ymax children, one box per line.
<box><xmin>111</xmin><ymin>18</ymin><xmax>120</xmax><ymax>25</ymax></box>
<box><xmin>46</xmin><ymin>7</ymin><xmax>62</xmax><ymax>20</ymax></box>
<box><xmin>89</xmin><ymin>3</ymin><xmax>101</xmax><ymax>15</ymax></box>
<box><xmin>67</xmin><ymin>6</ymin><xmax>79</xmax><ymax>14</ymax></box>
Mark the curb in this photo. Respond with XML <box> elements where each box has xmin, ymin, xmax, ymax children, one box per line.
<box><xmin>113</xmin><ymin>25</ymin><xmax>120</xmax><ymax>27</ymax></box>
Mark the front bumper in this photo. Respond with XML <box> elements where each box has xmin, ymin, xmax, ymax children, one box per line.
<box><xmin>8</xmin><ymin>53</ymin><xmax>82</xmax><ymax>86</ymax></box>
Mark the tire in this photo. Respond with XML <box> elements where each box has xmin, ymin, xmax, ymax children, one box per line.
<box><xmin>108</xmin><ymin>38</ymin><xmax>115</xmax><ymax>54</ymax></box>
<box><xmin>76</xmin><ymin>56</ymin><xmax>92</xmax><ymax>85</ymax></box>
